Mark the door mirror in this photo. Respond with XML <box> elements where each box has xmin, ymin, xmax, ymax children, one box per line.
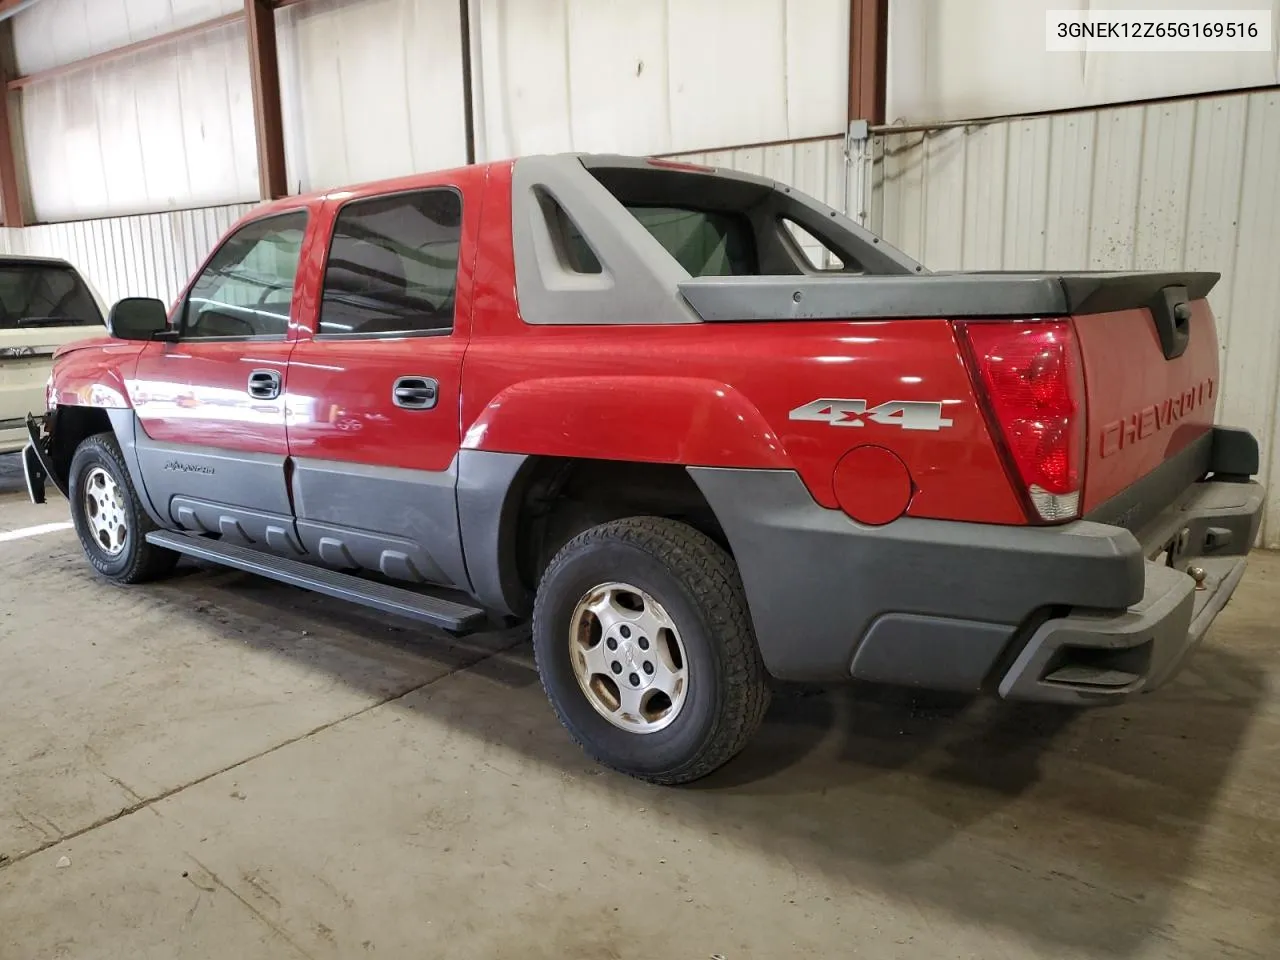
<box><xmin>106</xmin><ymin>297</ymin><xmax>171</xmax><ymax>341</ymax></box>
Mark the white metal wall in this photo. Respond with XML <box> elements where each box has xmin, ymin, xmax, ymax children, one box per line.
<box><xmin>473</xmin><ymin>0</ymin><xmax>848</xmax><ymax>160</ymax></box>
<box><xmin>887</xmin><ymin>0</ymin><xmax>1280</xmax><ymax>125</ymax></box>
<box><xmin>15</xmin><ymin>18</ymin><xmax>259</xmax><ymax>222</ymax></box>
<box><xmin>868</xmin><ymin>88</ymin><xmax>1280</xmax><ymax>546</ymax></box>
<box><xmin>11</xmin><ymin>0</ymin><xmax>851</xmax><ymax>216</ymax></box>
<box><xmin>0</xmin><ymin>203</ymin><xmax>254</xmax><ymax>308</ymax></box>
<box><xmin>275</xmin><ymin>0</ymin><xmax>852</xmax><ymax>184</ymax></box>
<box><xmin>13</xmin><ymin>0</ymin><xmax>241</xmax><ymax>73</ymax></box>
<box><xmin>276</xmin><ymin>0</ymin><xmax>469</xmax><ymax>193</ymax></box>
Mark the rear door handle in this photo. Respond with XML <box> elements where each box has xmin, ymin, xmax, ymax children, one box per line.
<box><xmin>247</xmin><ymin>369</ymin><xmax>282</xmax><ymax>400</ymax></box>
<box><xmin>393</xmin><ymin>376</ymin><xmax>438</xmax><ymax>410</ymax></box>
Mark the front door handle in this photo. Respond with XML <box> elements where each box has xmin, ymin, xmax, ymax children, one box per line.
<box><xmin>247</xmin><ymin>369</ymin><xmax>282</xmax><ymax>400</ymax></box>
<box><xmin>393</xmin><ymin>376</ymin><xmax>438</xmax><ymax>410</ymax></box>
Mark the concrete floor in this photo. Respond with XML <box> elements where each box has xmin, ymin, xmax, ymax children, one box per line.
<box><xmin>0</xmin><ymin>455</ymin><xmax>1277</xmax><ymax>960</ymax></box>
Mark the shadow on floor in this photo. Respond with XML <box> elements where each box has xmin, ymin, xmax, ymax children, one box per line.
<box><xmin>82</xmin><ymin>558</ymin><xmax>1279</xmax><ymax>955</ymax></box>
<box><xmin>0</xmin><ymin>452</ymin><xmax>29</xmax><ymax>497</ymax></box>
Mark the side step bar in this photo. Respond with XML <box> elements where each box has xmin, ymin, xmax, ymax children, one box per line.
<box><xmin>145</xmin><ymin>531</ymin><xmax>489</xmax><ymax>633</ymax></box>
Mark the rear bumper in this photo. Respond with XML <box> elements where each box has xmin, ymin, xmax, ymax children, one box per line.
<box><xmin>998</xmin><ymin>479</ymin><xmax>1260</xmax><ymax>703</ymax></box>
<box><xmin>688</xmin><ymin>441</ymin><xmax>1263</xmax><ymax>703</ymax></box>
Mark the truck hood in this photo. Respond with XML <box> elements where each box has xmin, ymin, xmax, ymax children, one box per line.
<box><xmin>53</xmin><ymin>332</ymin><xmax>117</xmax><ymax>359</ymax></box>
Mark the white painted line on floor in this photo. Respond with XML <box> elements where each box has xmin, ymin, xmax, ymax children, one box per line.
<box><xmin>0</xmin><ymin>521</ymin><xmax>73</xmax><ymax>542</ymax></box>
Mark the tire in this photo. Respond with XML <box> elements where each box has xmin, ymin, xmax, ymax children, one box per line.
<box><xmin>532</xmin><ymin>517</ymin><xmax>770</xmax><ymax>785</ymax></box>
<box><xmin>68</xmin><ymin>432</ymin><xmax>178</xmax><ymax>584</ymax></box>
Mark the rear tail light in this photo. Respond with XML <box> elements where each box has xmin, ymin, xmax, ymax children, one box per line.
<box><xmin>957</xmin><ymin>320</ymin><xmax>1086</xmax><ymax>523</ymax></box>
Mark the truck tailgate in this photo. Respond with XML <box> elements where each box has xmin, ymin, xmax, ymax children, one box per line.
<box><xmin>1074</xmin><ymin>296</ymin><xmax>1220</xmax><ymax>522</ymax></box>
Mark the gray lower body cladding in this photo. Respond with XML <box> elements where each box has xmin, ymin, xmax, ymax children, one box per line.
<box><xmin>688</xmin><ymin>439</ymin><xmax>1263</xmax><ymax>703</ymax></box>
<box><xmin>122</xmin><ymin>416</ymin><xmax>473</xmax><ymax>594</ymax></box>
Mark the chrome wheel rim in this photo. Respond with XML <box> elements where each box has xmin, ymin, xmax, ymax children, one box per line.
<box><xmin>568</xmin><ymin>581</ymin><xmax>689</xmax><ymax>734</ymax></box>
<box><xmin>83</xmin><ymin>466</ymin><xmax>128</xmax><ymax>557</ymax></box>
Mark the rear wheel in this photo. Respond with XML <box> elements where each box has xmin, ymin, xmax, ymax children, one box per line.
<box><xmin>532</xmin><ymin>517</ymin><xmax>770</xmax><ymax>785</ymax></box>
<box><xmin>68</xmin><ymin>432</ymin><xmax>178</xmax><ymax>583</ymax></box>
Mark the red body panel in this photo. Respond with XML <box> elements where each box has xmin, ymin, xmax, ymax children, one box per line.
<box><xmin>131</xmin><ymin>341</ymin><xmax>294</xmax><ymax>456</ymax></box>
<box><xmin>286</xmin><ymin>338</ymin><xmax>467</xmax><ymax>472</ymax></box>
<box><xmin>461</xmin><ymin>162</ymin><xmax>1025</xmax><ymax>524</ymax></box>
<box><xmin>49</xmin><ymin>340</ymin><xmax>145</xmax><ymax>409</ymax></box>
<box><xmin>1074</xmin><ymin>302</ymin><xmax>1219</xmax><ymax>513</ymax></box>
<box><xmin>283</xmin><ymin>165</ymin><xmax>486</xmax><ymax>473</ymax></box>
<box><xmin>460</xmin><ymin>321</ymin><xmax>1025</xmax><ymax>522</ymax></box>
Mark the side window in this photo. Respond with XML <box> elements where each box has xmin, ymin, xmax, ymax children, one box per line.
<box><xmin>319</xmin><ymin>189</ymin><xmax>462</xmax><ymax>338</ymax></box>
<box><xmin>782</xmin><ymin>219</ymin><xmax>856</xmax><ymax>272</ymax></box>
<box><xmin>184</xmin><ymin>211</ymin><xmax>307</xmax><ymax>339</ymax></box>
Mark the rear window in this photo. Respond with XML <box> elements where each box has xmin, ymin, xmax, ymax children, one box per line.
<box><xmin>555</xmin><ymin>203</ymin><xmax>758</xmax><ymax>278</ymax></box>
<box><xmin>582</xmin><ymin>161</ymin><xmax>926</xmax><ymax>278</ymax></box>
<box><xmin>627</xmin><ymin>206</ymin><xmax>757</xmax><ymax>277</ymax></box>
<box><xmin>0</xmin><ymin>263</ymin><xmax>102</xmax><ymax>330</ymax></box>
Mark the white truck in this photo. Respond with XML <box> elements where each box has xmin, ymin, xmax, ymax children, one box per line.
<box><xmin>0</xmin><ymin>255</ymin><xmax>106</xmax><ymax>454</ymax></box>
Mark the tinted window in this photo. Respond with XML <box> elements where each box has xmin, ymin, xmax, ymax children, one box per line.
<box><xmin>184</xmin><ymin>212</ymin><xmax>307</xmax><ymax>339</ymax></box>
<box><xmin>0</xmin><ymin>263</ymin><xmax>102</xmax><ymax>330</ymax></box>
<box><xmin>319</xmin><ymin>190</ymin><xmax>462</xmax><ymax>337</ymax></box>
<box><xmin>626</xmin><ymin>206</ymin><xmax>756</xmax><ymax>277</ymax></box>
<box><xmin>537</xmin><ymin>190</ymin><xmax>602</xmax><ymax>274</ymax></box>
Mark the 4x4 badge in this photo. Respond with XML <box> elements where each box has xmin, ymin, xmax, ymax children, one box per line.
<box><xmin>788</xmin><ymin>398</ymin><xmax>954</xmax><ymax>431</ymax></box>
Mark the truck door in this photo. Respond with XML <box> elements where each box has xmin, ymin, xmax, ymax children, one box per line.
<box><xmin>130</xmin><ymin>208</ymin><xmax>311</xmax><ymax>551</ymax></box>
<box><xmin>282</xmin><ymin>181</ymin><xmax>474</xmax><ymax>591</ymax></box>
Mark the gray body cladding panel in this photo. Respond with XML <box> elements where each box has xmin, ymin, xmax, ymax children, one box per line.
<box><xmin>679</xmin><ymin>271</ymin><xmax>1221</xmax><ymax>322</ymax></box>
<box><xmin>290</xmin><ymin>457</ymin><xmax>470</xmax><ymax>591</ymax></box>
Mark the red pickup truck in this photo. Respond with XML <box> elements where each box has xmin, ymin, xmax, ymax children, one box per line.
<box><xmin>22</xmin><ymin>154</ymin><xmax>1264</xmax><ymax>784</ymax></box>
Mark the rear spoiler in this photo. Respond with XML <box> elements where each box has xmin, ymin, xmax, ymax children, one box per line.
<box><xmin>679</xmin><ymin>271</ymin><xmax>1220</xmax><ymax>323</ymax></box>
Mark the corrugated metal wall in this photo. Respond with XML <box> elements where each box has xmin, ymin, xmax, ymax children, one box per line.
<box><xmin>474</xmin><ymin>0</ymin><xmax>848</xmax><ymax>160</ymax></box>
<box><xmin>13</xmin><ymin>0</ymin><xmax>241</xmax><ymax>72</ymax></box>
<box><xmin>886</xmin><ymin>0</ymin><xmax>1280</xmax><ymax>125</ymax></box>
<box><xmin>16</xmin><ymin>18</ymin><xmax>259</xmax><ymax>222</ymax></box>
<box><xmin>11</xmin><ymin>0</ymin><xmax>851</xmax><ymax>213</ymax></box>
<box><xmin>867</xmin><ymin>88</ymin><xmax>1280</xmax><ymax>546</ymax></box>
<box><xmin>277</xmin><ymin>0</ymin><xmax>469</xmax><ymax>193</ymax></box>
<box><xmin>0</xmin><ymin>204</ymin><xmax>255</xmax><ymax>308</ymax></box>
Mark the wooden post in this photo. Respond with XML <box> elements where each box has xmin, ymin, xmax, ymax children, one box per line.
<box><xmin>848</xmin><ymin>0</ymin><xmax>888</xmax><ymax>126</ymax></box>
<box><xmin>0</xmin><ymin>17</ymin><xmax>27</xmax><ymax>226</ymax></box>
<box><xmin>459</xmin><ymin>0</ymin><xmax>475</xmax><ymax>164</ymax></box>
<box><xmin>246</xmin><ymin>0</ymin><xmax>287</xmax><ymax>199</ymax></box>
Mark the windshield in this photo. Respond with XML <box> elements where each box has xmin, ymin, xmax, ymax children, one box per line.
<box><xmin>0</xmin><ymin>263</ymin><xmax>103</xmax><ymax>330</ymax></box>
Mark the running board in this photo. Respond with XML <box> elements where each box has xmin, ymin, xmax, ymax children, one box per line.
<box><xmin>145</xmin><ymin>531</ymin><xmax>489</xmax><ymax>633</ymax></box>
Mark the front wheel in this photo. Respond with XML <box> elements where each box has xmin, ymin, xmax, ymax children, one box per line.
<box><xmin>532</xmin><ymin>517</ymin><xmax>770</xmax><ymax>785</ymax></box>
<box><xmin>68</xmin><ymin>432</ymin><xmax>178</xmax><ymax>584</ymax></box>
